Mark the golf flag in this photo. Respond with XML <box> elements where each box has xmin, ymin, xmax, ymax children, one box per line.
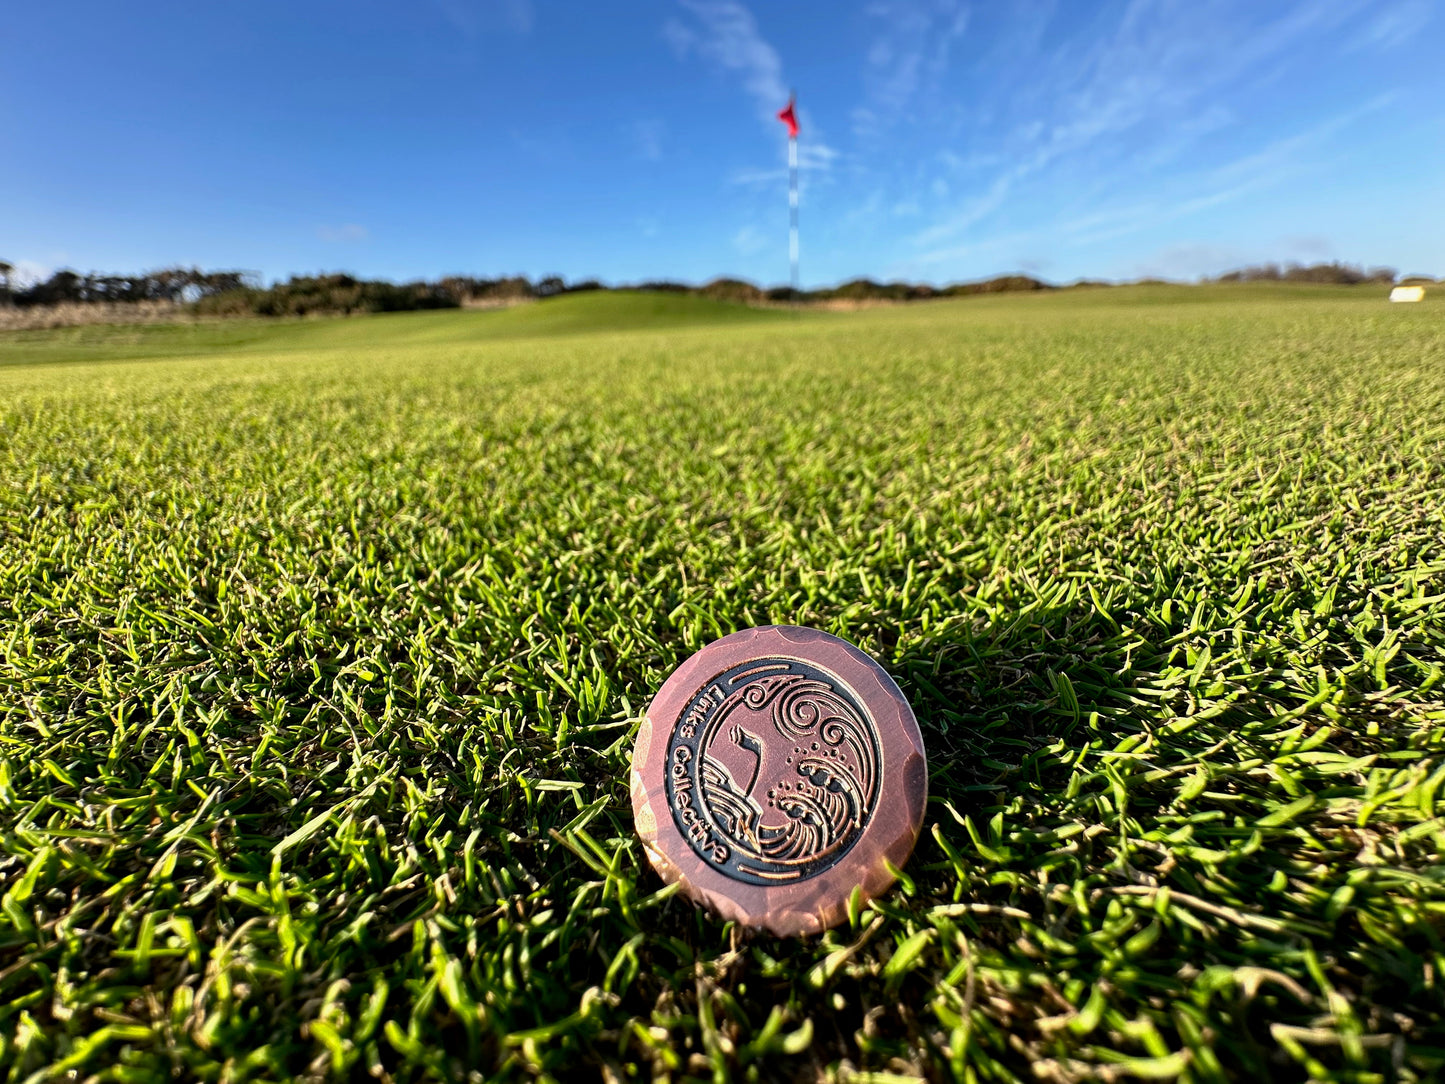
<box><xmin>779</xmin><ymin>95</ymin><xmax>800</xmax><ymax>298</ymax></box>
<box><xmin>777</xmin><ymin>97</ymin><xmax>799</xmax><ymax>139</ymax></box>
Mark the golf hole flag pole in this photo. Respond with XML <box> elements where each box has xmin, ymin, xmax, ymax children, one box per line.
<box><xmin>777</xmin><ymin>94</ymin><xmax>800</xmax><ymax>298</ymax></box>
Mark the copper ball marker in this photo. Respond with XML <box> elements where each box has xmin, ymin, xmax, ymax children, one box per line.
<box><xmin>631</xmin><ymin>625</ymin><xmax>927</xmax><ymax>936</ymax></box>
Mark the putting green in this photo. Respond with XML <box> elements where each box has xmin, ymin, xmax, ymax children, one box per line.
<box><xmin>1</xmin><ymin>285</ymin><xmax>1442</xmax><ymax>1080</ymax></box>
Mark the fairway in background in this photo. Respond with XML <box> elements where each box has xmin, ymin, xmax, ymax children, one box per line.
<box><xmin>2</xmin><ymin>288</ymin><xmax>1444</xmax><ymax>1081</ymax></box>
<box><xmin>0</xmin><ymin>289</ymin><xmax>784</xmax><ymax>369</ymax></box>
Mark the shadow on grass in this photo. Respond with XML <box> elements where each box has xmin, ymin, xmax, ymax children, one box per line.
<box><xmin>882</xmin><ymin>600</ymin><xmax>1150</xmax><ymax>811</ymax></box>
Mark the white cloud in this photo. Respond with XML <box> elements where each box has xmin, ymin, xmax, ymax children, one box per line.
<box><xmin>937</xmin><ymin>148</ymin><xmax>1003</xmax><ymax>175</ymax></box>
<box><xmin>728</xmin><ymin>142</ymin><xmax>838</xmax><ymax>187</ymax></box>
<box><xmin>432</xmin><ymin>0</ymin><xmax>533</xmax><ymax>36</ymax></box>
<box><xmin>1349</xmin><ymin>0</ymin><xmax>1432</xmax><ymax>51</ymax></box>
<box><xmin>317</xmin><ymin>224</ymin><xmax>369</xmax><ymax>243</ymax></box>
<box><xmin>670</xmin><ymin>1</ymin><xmax>787</xmax><ymax>120</ymax></box>
<box><xmin>1192</xmin><ymin>93</ymin><xmax>1395</xmax><ymax>192</ymax></box>
<box><xmin>1129</xmin><ymin>104</ymin><xmax>1235</xmax><ymax>172</ymax></box>
<box><xmin>798</xmin><ymin>142</ymin><xmax>839</xmax><ymax>172</ymax></box>
<box><xmin>916</xmin><ymin>94</ymin><xmax>1396</xmax><ymax>267</ymax></box>
<box><xmin>667</xmin><ymin>1</ymin><xmax>839</xmax><ymax>170</ymax></box>
<box><xmin>729</xmin><ymin>166</ymin><xmax>786</xmax><ymax>187</ymax></box>
<box><xmin>910</xmin><ymin>1</ymin><xmax>1382</xmax><ymax>255</ymax></box>
<box><xmin>855</xmin><ymin>0</ymin><xmax>970</xmax><ymax>137</ymax></box>
<box><xmin>912</xmin><ymin>172</ymin><xmax>1012</xmax><ymax>248</ymax></box>
<box><xmin>907</xmin><ymin>224</ymin><xmax>1043</xmax><ymax>267</ymax></box>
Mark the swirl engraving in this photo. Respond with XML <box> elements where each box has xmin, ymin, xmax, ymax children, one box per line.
<box><xmin>666</xmin><ymin>658</ymin><xmax>882</xmax><ymax>885</ymax></box>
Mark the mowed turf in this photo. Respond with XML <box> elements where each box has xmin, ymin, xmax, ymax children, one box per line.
<box><xmin>1</xmin><ymin>286</ymin><xmax>1444</xmax><ymax>1082</ymax></box>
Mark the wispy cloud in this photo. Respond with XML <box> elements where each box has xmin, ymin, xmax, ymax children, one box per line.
<box><xmin>665</xmin><ymin>0</ymin><xmax>839</xmax><ymax>170</ymax></box>
<box><xmin>909</xmin><ymin>0</ymin><xmax>1381</xmax><ymax>257</ymax></box>
<box><xmin>911</xmin><ymin>172</ymin><xmax>1013</xmax><ymax>248</ymax></box>
<box><xmin>665</xmin><ymin>1</ymin><xmax>788</xmax><ymax>122</ymax></box>
<box><xmin>729</xmin><ymin>142</ymin><xmax>839</xmax><ymax>187</ymax></box>
<box><xmin>431</xmin><ymin>0</ymin><xmax>534</xmax><ymax>36</ymax></box>
<box><xmin>732</xmin><ymin>224</ymin><xmax>769</xmax><ymax>254</ymax></box>
<box><xmin>1130</xmin><ymin>104</ymin><xmax>1235</xmax><ymax>171</ymax></box>
<box><xmin>729</xmin><ymin>166</ymin><xmax>785</xmax><ymax>187</ymax></box>
<box><xmin>1352</xmin><ymin>0</ymin><xmax>1433</xmax><ymax>50</ymax></box>
<box><xmin>1130</xmin><ymin>236</ymin><xmax>1351</xmax><ymax>281</ymax></box>
<box><xmin>913</xmin><ymin>93</ymin><xmax>1397</xmax><ymax>268</ymax></box>
<box><xmin>1061</xmin><ymin>95</ymin><xmax>1395</xmax><ymax>247</ymax></box>
<box><xmin>853</xmin><ymin>0</ymin><xmax>969</xmax><ymax>138</ymax></box>
<box><xmin>317</xmin><ymin>224</ymin><xmax>369</xmax><ymax>243</ymax></box>
<box><xmin>905</xmin><ymin>224</ymin><xmax>1044</xmax><ymax>269</ymax></box>
<box><xmin>626</xmin><ymin>119</ymin><xmax>666</xmax><ymax>161</ymax></box>
<box><xmin>1185</xmin><ymin>93</ymin><xmax>1395</xmax><ymax>193</ymax></box>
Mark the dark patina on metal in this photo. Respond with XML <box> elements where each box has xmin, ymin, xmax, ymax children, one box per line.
<box><xmin>665</xmin><ymin>655</ymin><xmax>882</xmax><ymax>886</ymax></box>
<box><xmin>633</xmin><ymin>626</ymin><xmax>927</xmax><ymax>936</ymax></box>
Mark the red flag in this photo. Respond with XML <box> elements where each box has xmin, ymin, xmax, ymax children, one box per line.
<box><xmin>777</xmin><ymin>97</ymin><xmax>799</xmax><ymax>139</ymax></box>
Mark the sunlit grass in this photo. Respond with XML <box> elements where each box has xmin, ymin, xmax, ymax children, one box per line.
<box><xmin>2</xmin><ymin>287</ymin><xmax>1443</xmax><ymax>1081</ymax></box>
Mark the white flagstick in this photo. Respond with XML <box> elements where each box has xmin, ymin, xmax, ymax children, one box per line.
<box><xmin>788</xmin><ymin>133</ymin><xmax>799</xmax><ymax>303</ymax></box>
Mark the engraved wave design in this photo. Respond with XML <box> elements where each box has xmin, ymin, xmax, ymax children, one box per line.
<box><xmin>772</xmin><ymin>681</ymin><xmax>879</xmax><ymax>810</ymax></box>
<box><xmin>700</xmin><ymin>757</ymin><xmax>848</xmax><ymax>873</ymax></box>
<box><xmin>738</xmin><ymin>673</ymin><xmax>808</xmax><ymax>713</ymax></box>
<box><xmin>794</xmin><ymin>755</ymin><xmax>867</xmax><ymax>831</ymax></box>
<box><xmin>733</xmin><ymin>672</ymin><xmax>881</xmax><ymax>805</ymax></box>
<box><xmin>697</xmin><ymin>669</ymin><xmax>881</xmax><ymax>874</ymax></box>
<box><xmin>699</xmin><ymin>757</ymin><xmax>765</xmax><ymax>850</ymax></box>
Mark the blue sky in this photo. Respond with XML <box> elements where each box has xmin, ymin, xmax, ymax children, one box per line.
<box><xmin>3</xmin><ymin>0</ymin><xmax>1442</xmax><ymax>287</ymax></box>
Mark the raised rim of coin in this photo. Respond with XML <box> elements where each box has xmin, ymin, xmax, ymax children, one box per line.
<box><xmin>631</xmin><ymin>625</ymin><xmax>927</xmax><ymax>936</ymax></box>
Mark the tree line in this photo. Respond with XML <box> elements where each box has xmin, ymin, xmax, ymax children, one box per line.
<box><xmin>0</xmin><ymin>263</ymin><xmax>1060</xmax><ymax>316</ymax></box>
<box><xmin>0</xmin><ymin>258</ymin><xmax>1424</xmax><ymax>322</ymax></box>
<box><xmin>0</xmin><ymin>264</ymin><xmax>254</xmax><ymax>306</ymax></box>
<box><xmin>1210</xmin><ymin>262</ymin><xmax>1399</xmax><ymax>285</ymax></box>
<box><xmin>192</xmin><ymin>271</ymin><xmax>1060</xmax><ymax>314</ymax></box>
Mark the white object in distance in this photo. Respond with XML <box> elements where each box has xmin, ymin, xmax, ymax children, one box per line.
<box><xmin>1389</xmin><ymin>286</ymin><xmax>1425</xmax><ymax>303</ymax></box>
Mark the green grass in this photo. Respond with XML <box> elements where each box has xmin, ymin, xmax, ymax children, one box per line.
<box><xmin>1</xmin><ymin>286</ymin><xmax>1444</xmax><ymax>1082</ymax></box>
<box><xmin>0</xmin><ymin>291</ymin><xmax>780</xmax><ymax>369</ymax></box>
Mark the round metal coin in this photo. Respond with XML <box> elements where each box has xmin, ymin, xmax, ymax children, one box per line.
<box><xmin>631</xmin><ymin>625</ymin><xmax>927</xmax><ymax>936</ymax></box>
